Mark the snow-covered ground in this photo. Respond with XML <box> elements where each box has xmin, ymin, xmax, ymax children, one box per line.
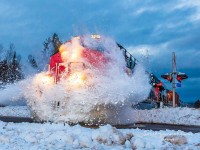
<box><xmin>0</xmin><ymin>106</ymin><xmax>200</xmax><ymax>126</ymax></box>
<box><xmin>0</xmin><ymin>106</ymin><xmax>31</xmax><ymax>118</ymax></box>
<box><xmin>0</xmin><ymin>106</ymin><xmax>200</xmax><ymax>149</ymax></box>
<box><xmin>132</xmin><ymin>107</ymin><xmax>200</xmax><ymax>126</ymax></box>
<box><xmin>0</xmin><ymin>121</ymin><xmax>200</xmax><ymax>149</ymax></box>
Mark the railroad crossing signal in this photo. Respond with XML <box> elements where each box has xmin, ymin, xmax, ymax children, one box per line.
<box><xmin>161</xmin><ymin>52</ymin><xmax>188</xmax><ymax>107</ymax></box>
<box><xmin>161</xmin><ymin>72</ymin><xmax>188</xmax><ymax>83</ymax></box>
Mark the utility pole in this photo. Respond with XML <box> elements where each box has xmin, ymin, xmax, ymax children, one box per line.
<box><xmin>172</xmin><ymin>52</ymin><xmax>176</xmax><ymax>107</ymax></box>
<box><xmin>161</xmin><ymin>52</ymin><xmax>188</xmax><ymax>108</ymax></box>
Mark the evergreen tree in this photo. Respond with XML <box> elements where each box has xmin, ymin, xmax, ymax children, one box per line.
<box><xmin>28</xmin><ymin>54</ymin><xmax>38</xmax><ymax>68</ymax></box>
<box><xmin>41</xmin><ymin>33</ymin><xmax>62</xmax><ymax>67</ymax></box>
<box><xmin>0</xmin><ymin>60</ymin><xmax>8</xmax><ymax>85</ymax></box>
<box><xmin>52</xmin><ymin>33</ymin><xmax>62</xmax><ymax>54</ymax></box>
<box><xmin>11</xmin><ymin>51</ymin><xmax>23</xmax><ymax>82</ymax></box>
<box><xmin>43</xmin><ymin>33</ymin><xmax>62</xmax><ymax>57</ymax></box>
<box><xmin>0</xmin><ymin>44</ymin><xmax>23</xmax><ymax>85</ymax></box>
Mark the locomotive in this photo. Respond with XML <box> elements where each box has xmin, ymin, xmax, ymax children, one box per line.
<box><xmin>28</xmin><ymin>34</ymin><xmax>163</xmax><ymax>124</ymax></box>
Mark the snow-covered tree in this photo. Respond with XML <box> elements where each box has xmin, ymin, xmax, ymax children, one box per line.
<box><xmin>0</xmin><ymin>44</ymin><xmax>23</xmax><ymax>85</ymax></box>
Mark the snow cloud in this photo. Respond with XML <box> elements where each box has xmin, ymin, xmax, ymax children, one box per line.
<box><xmin>0</xmin><ymin>0</ymin><xmax>199</xmax><ymax>101</ymax></box>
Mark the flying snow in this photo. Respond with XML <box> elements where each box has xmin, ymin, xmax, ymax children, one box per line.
<box><xmin>0</xmin><ymin>35</ymin><xmax>151</xmax><ymax>124</ymax></box>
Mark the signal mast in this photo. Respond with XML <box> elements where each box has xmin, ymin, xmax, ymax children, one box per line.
<box><xmin>161</xmin><ymin>52</ymin><xmax>188</xmax><ymax>107</ymax></box>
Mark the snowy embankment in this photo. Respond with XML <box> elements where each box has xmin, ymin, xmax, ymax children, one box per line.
<box><xmin>0</xmin><ymin>106</ymin><xmax>200</xmax><ymax>126</ymax></box>
<box><xmin>0</xmin><ymin>106</ymin><xmax>31</xmax><ymax>118</ymax></box>
<box><xmin>0</xmin><ymin>121</ymin><xmax>200</xmax><ymax>149</ymax></box>
<box><xmin>132</xmin><ymin>107</ymin><xmax>200</xmax><ymax>126</ymax></box>
<box><xmin>0</xmin><ymin>106</ymin><xmax>200</xmax><ymax>149</ymax></box>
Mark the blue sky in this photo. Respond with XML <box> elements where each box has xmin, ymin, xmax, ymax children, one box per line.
<box><xmin>0</xmin><ymin>0</ymin><xmax>199</xmax><ymax>102</ymax></box>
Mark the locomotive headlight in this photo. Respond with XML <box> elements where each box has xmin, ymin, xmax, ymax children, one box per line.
<box><xmin>33</xmin><ymin>73</ymin><xmax>54</xmax><ymax>92</ymax></box>
<box><xmin>68</xmin><ymin>72</ymin><xmax>87</xmax><ymax>86</ymax></box>
<box><xmin>41</xmin><ymin>75</ymin><xmax>54</xmax><ymax>85</ymax></box>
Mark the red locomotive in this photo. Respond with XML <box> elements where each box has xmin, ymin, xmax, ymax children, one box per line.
<box><xmin>48</xmin><ymin>35</ymin><xmax>114</xmax><ymax>85</ymax></box>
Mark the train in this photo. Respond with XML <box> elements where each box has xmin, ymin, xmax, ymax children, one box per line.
<box><xmin>29</xmin><ymin>34</ymin><xmax>174</xmax><ymax>124</ymax></box>
<box><xmin>49</xmin><ymin>35</ymin><xmax>179</xmax><ymax>110</ymax></box>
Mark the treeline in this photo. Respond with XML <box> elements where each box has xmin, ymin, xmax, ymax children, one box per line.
<box><xmin>0</xmin><ymin>33</ymin><xmax>62</xmax><ymax>86</ymax></box>
<box><xmin>0</xmin><ymin>44</ymin><xmax>23</xmax><ymax>86</ymax></box>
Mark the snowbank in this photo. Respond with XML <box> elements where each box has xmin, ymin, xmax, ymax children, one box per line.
<box><xmin>0</xmin><ymin>106</ymin><xmax>31</xmax><ymax>118</ymax></box>
<box><xmin>0</xmin><ymin>121</ymin><xmax>199</xmax><ymax>149</ymax></box>
<box><xmin>1</xmin><ymin>106</ymin><xmax>200</xmax><ymax>126</ymax></box>
<box><xmin>132</xmin><ymin>107</ymin><xmax>200</xmax><ymax>126</ymax></box>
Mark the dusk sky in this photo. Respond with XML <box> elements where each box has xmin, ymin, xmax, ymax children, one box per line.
<box><xmin>0</xmin><ymin>0</ymin><xmax>199</xmax><ymax>102</ymax></box>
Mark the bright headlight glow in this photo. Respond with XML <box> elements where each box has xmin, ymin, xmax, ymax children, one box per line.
<box><xmin>68</xmin><ymin>72</ymin><xmax>87</xmax><ymax>86</ymax></box>
<box><xmin>59</xmin><ymin>38</ymin><xmax>84</xmax><ymax>62</ymax></box>
<box><xmin>39</xmin><ymin>74</ymin><xmax>54</xmax><ymax>86</ymax></box>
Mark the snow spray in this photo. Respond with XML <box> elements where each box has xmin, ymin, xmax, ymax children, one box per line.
<box><xmin>1</xmin><ymin>35</ymin><xmax>152</xmax><ymax>124</ymax></box>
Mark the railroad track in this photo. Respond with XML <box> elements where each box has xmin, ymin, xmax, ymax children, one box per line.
<box><xmin>0</xmin><ymin>116</ymin><xmax>200</xmax><ymax>133</ymax></box>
